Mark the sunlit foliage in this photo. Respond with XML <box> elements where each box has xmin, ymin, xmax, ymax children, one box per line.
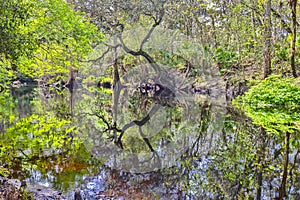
<box><xmin>0</xmin><ymin>0</ymin><xmax>103</xmax><ymax>83</ymax></box>
<box><xmin>234</xmin><ymin>75</ymin><xmax>300</xmax><ymax>133</ymax></box>
<box><xmin>0</xmin><ymin>114</ymin><xmax>79</xmax><ymax>162</ymax></box>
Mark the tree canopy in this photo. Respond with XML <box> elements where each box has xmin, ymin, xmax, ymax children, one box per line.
<box><xmin>0</xmin><ymin>0</ymin><xmax>103</xmax><ymax>83</ymax></box>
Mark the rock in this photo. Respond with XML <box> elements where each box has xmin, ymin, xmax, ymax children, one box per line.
<box><xmin>26</xmin><ymin>185</ymin><xmax>66</xmax><ymax>200</ymax></box>
<box><xmin>0</xmin><ymin>177</ymin><xmax>25</xmax><ymax>200</ymax></box>
<box><xmin>0</xmin><ymin>176</ymin><xmax>67</xmax><ymax>200</ymax></box>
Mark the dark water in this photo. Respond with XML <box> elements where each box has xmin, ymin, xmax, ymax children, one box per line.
<box><xmin>1</xmin><ymin>83</ymin><xmax>300</xmax><ymax>200</ymax></box>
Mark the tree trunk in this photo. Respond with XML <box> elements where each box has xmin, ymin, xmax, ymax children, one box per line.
<box><xmin>290</xmin><ymin>0</ymin><xmax>298</xmax><ymax>77</ymax></box>
<box><xmin>279</xmin><ymin>131</ymin><xmax>290</xmax><ymax>199</ymax></box>
<box><xmin>263</xmin><ymin>0</ymin><xmax>272</xmax><ymax>79</ymax></box>
<box><xmin>256</xmin><ymin>126</ymin><xmax>266</xmax><ymax>200</ymax></box>
<box><xmin>211</xmin><ymin>15</ymin><xmax>217</xmax><ymax>48</ymax></box>
<box><xmin>112</xmin><ymin>35</ymin><xmax>120</xmax><ymax>141</ymax></box>
<box><xmin>67</xmin><ymin>67</ymin><xmax>76</xmax><ymax>112</ymax></box>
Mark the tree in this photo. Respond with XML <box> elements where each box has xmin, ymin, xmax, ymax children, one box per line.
<box><xmin>290</xmin><ymin>0</ymin><xmax>298</xmax><ymax>77</ymax></box>
<box><xmin>0</xmin><ymin>0</ymin><xmax>38</xmax><ymax>84</ymax></box>
<box><xmin>234</xmin><ymin>75</ymin><xmax>300</xmax><ymax>199</ymax></box>
<box><xmin>263</xmin><ymin>0</ymin><xmax>272</xmax><ymax>79</ymax></box>
<box><xmin>0</xmin><ymin>0</ymin><xmax>37</xmax><ymax>61</ymax></box>
<box><xmin>0</xmin><ymin>0</ymin><xmax>103</xmax><ymax>84</ymax></box>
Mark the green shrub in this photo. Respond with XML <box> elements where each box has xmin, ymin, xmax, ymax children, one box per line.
<box><xmin>233</xmin><ymin>75</ymin><xmax>300</xmax><ymax>134</ymax></box>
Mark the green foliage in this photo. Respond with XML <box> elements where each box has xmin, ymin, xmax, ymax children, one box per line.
<box><xmin>274</xmin><ymin>43</ymin><xmax>289</xmax><ymax>62</ymax></box>
<box><xmin>0</xmin><ymin>114</ymin><xmax>80</xmax><ymax>164</ymax></box>
<box><xmin>234</xmin><ymin>75</ymin><xmax>300</xmax><ymax>133</ymax></box>
<box><xmin>0</xmin><ymin>0</ymin><xmax>37</xmax><ymax>61</ymax></box>
<box><xmin>0</xmin><ymin>55</ymin><xmax>15</xmax><ymax>83</ymax></box>
<box><xmin>19</xmin><ymin>189</ymin><xmax>34</xmax><ymax>200</ymax></box>
<box><xmin>96</xmin><ymin>77</ymin><xmax>113</xmax><ymax>94</ymax></box>
<box><xmin>0</xmin><ymin>0</ymin><xmax>103</xmax><ymax>83</ymax></box>
<box><xmin>213</xmin><ymin>47</ymin><xmax>238</xmax><ymax>71</ymax></box>
<box><xmin>0</xmin><ymin>167</ymin><xmax>10</xmax><ymax>177</ymax></box>
<box><xmin>0</xmin><ymin>0</ymin><xmax>36</xmax><ymax>83</ymax></box>
<box><xmin>17</xmin><ymin>0</ymin><xmax>103</xmax><ymax>78</ymax></box>
<box><xmin>0</xmin><ymin>88</ymin><xmax>17</xmax><ymax>125</ymax></box>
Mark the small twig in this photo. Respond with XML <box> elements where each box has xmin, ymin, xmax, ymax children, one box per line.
<box><xmin>80</xmin><ymin>43</ymin><xmax>122</xmax><ymax>63</ymax></box>
<box><xmin>17</xmin><ymin>148</ymin><xmax>29</xmax><ymax>159</ymax></box>
<box><xmin>79</xmin><ymin>112</ymin><xmax>122</xmax><ymax>133</ymax></box>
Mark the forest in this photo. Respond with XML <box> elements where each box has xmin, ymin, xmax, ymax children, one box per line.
<box><xmin>0</xmin><ymin>0</ymin><xmax>299</xmax><ymax>199</ymax></box>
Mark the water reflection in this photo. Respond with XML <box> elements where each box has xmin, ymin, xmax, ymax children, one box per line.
<box><xmin>1</xmin><ymin>81</ymin><xmax>299</xmax><ymax>199</ymax></box>
<box><xmin>76</xmin><ymin>64</ymin><xmax>226</xmax><ymax>173</ymax></box>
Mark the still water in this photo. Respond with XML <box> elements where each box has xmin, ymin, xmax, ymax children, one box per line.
<box><xmin>0</xmin><ymin>77</ymin><xmax>299</xmax><ymax>199</ymax></box>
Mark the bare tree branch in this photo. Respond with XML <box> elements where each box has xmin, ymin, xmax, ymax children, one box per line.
<box><xmin>80</xmin><ymin>43</ymin><xmax>122</xmax><ymax>63</ymax></box>
<box><xmin>117</xmin><ymin>104</ymin><xmax>161</xmax><ymax>143</ymax></box>
<box><xmin>116</xmin><ymin>4</ymin><xmax>164</xmax><ymax>73</ymax></box>
<box><xmin>271</xmin><ymin>8</ymin><xmax>292</xmax><ymax>33</ymax></box>
<box><xmin>240</xmin><ymin>1</ymin><xmax>263</xmax><ymax>26</ymax></box>
<box><xmin>79</xmin><ymin>112</ymin><xmax>122</xmax><ymax>133</ymax></box>
<box><xmin>139</xmin><ymin>126</ymin><xmax>154</xmax><ymax>152</ymax></box>
<box><xmin>140</xmin><ymin>4</ymin><xmax>164</xmax><ymax>50</ymax></box>
<box><xmin>118</xmin><ymin>35</ymin><xmax>161</xmax><ymax>73</ymax></box>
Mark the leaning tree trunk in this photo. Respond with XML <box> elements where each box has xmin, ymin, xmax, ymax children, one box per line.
<box><xmin>263</xmin><ymin>0</ymin><xmax>272</xmax><ymax>79</ymax></box>
<box><xmin>290</xmin><ymin>0</ymin><xmax>298</xmax><ymax>78</ymax></box>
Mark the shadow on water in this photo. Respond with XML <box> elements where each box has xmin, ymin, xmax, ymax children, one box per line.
<box><xmin>0</xmin><ymin>82</ymin><xmax>300</xmax><ymax>199</ymax></box>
